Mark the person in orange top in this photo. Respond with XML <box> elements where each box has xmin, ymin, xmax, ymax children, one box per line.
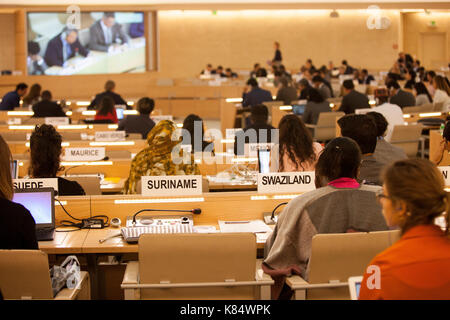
<box><xmin>94</xmin><ymin>96</ymin><xmax>118</xmax><ymax>124</ymax></box>
<box><xmin>359</xmin><ymin>158</ymin><xmax>450</xmax><ymax>300</ymax></box>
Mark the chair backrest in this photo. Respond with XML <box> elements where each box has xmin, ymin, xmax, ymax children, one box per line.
<box><xmin>138</xmin><ymin>233</ymin><xmax>257</xmax><ymax>299</ymax></box>
<box><xmin>0</xmin><ymin>132</ymin><xmax>28</xmax><ymax>141</ymax></box>
<box><xmin>127</xmin><ymin>133</ymin><xmax>142</xmax><ymax>140</ymax></box>
<box><xmin>106</xmin><ymin>150</ymin><xmax>132</xmax><ymax>159</ymax></box>
<box><xmin>390</xmin><ymin>124</ymin><xmax>423</xmax><ymax>157</ymax></box>
<box><xmin>433</xmin><ymin>102</ymin><xmax>444</xmax><ymax>112</ymax></box>
<box><xmin>403</xmin><ymin>104</ymin><xmax>434</xmax><ymax>114</ymax></box>
<box><xmin>314</xmin><ymin>111</ymin><xmax>345</xmax><ymax>142</ymax></box>
<box><xmin>65</xmin><ymin>176</ymin><xmax>101</xmax><ymax>195</ymax></box>
<box><xmin>307</xmin><ymin>230</ymin><xmax>400</xmax><ymax>300</ymax></box>
<box><xmin>0</xmin><ymin>250</ymin><xmax>53</xmax><ymax>299</ymax></box>
<box><xmin>60</xmin><ymin>132</ymin><xmax>82</xmax><ymax>141</ymax></box>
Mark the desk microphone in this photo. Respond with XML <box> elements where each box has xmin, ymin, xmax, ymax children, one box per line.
<box><xmin>64</xmin><ymin>156</ymin><xmax>110</xmax><ymax>176</ymax></box>
<box><xmin>270</xmin><ymin>202</ymin><xmax>288</xmax><ymax>223</ymax></box>
<box><xmin>132</xmin><ymin>208</ymin><xmax>202</xmax><ymax>225</ymax></box>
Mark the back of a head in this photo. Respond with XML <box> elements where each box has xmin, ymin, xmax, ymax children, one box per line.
<box><xmin>387</xmin><ymin>80</ymin><xmax>400</xmax><ymax>90</ymax></box>
<box><xmin>342</xmin><ymin>60</ymin><xmax>348</xmax><ymax>66</ymax></box>
<box><xmin>28</xmin><ymin>41</ymin><xmax>40</xmax><ymax>55</ymax></box>
<box><xmin>342</xmin><ymin>79</ymin><xmax>354</xmax><ymax>91</ymax></box>
<box><xmin>0</xmin><ymin>135</ymin><xmax>13</xmax><ymax>200</ymax></box>
<box><xmin>104</xmin><ymin>80</ymin><xmax>115</xmax><ymax>92</ymax></box>
<box><xmin>443</xmin><ymin>121</ymin><xmax>450</xmax><ymax>142</ymax></box>
<box><xmin>279</xmin><ymin>77</ymin><xmax>289</xmax><ymax>88</ymax></box>
<box><xmin>98</xmin><ymin>96</ymin><xmax>115</xmax><ymax>115</ymax></box>
<box><xmin>24</xmin><ymin>83</ymin><xmax>41</xmax><ymax>101</ymax></box>
<box><xmin>307</xmin><ymin>87</ymin><xmax>324</xmax><ymax>103</ymax></box>
<box><xmin>434</xmin><ymin>75</ymin><xmax>450</xmax><ymax>95</ymax></box>
<box><xmin>137</xmin><ymin>97</ymin><xmax>154</xmax><ymax>115</ymax></box>
<box><xmin>414</xmin><ymin>82</ymin><xmax>432</xmax><ymax>102</ymax></box>
<box><xmin>315</xmin><ymin>137</ymin><xmax>361</xmax><ymax>187</ymax></box>
<box><xmin>41</xmin><ymin>90</ymin><xmax>52</xmax><ymax>101</ymax></box>
<box><xmin>312</xmin><ymin>75</ymin><xmax>323</xmax><ymax>84</ymax></box>
<box><xmin>298</xmin><ymin>78</ymin><xmax>309</xmax><ymax>88</ymax></box>
<box><xmin>366</xmin><ymin>112</ymin><xmax>388</xmax><ymax>137</ymax></box>
<box><xmin>383</xmin><ymin>159</ymin><xmax>449</xmax><ymax>235</ymax></box>
<box><xmin>183</xmin><ymin>114</ymin><xmax>203</xmax><ymax>137</ymax></box>
<box><xmin>247</xmin><ymin>78</ymin><xmax>258</xmax><ymax>88</ymax></box>
<box><xmin>29</xmin><ymin>124</ymin><xmax>62</xmax><ymax>178</ymax></box>
<box><xmin>104</xmin><ymin>11</ymin><xmax>115</xmax><ymax>19</ymax></box>
<box><xmin>16</xmin><ymin>83</ymin><xmax>28</xmax><ymax>91</ymax></box>
<box><xmin>251</xmin><ymin>104</ymin><xmax>269</xmax><ymax>124</ymax></box>
<box><xmin>278</xmin><ymin>114</ymin><xmax>315</xmax><ymax>171</ymax></box>
<box><xmin>338</xmin><ymin>114</ymin><xmax>377</xmax><ymax>154</ymax></box>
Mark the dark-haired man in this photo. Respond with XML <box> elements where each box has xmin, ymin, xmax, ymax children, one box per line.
<box><xmin>359</xmin><ymin>69</ymin><xmax>375</xmax><ymax>85</ymax></box>
<box><xmin>32</xmin><ymin>91</ymin><xmax>66</xmax><ymax>118</ymax></box>
<box><xmin>89</xmin><ymin>12</ymin><xmax>130</xmax><ymax>52</ymax></box>
<box><xmin>118</xmin><ymin>97</ymin><xmax>155</xmax><ymax>139</ymax></box>
<box><xmin>0</xmin><ymin>83</ymin><xmax>28</xmax><ymax>111</ymax></box>
<box><xmin>387</xmin><ymin>81</ymin><xmax>416</xmax><ymax>109</ymax></box>
<box><xmin>338</xmin><ymin>114</ymin><xmax>384</xmax><ymax>185</ymax></box>
<box><xmin>27</xmin><ymin>41</ymin><xmax>47</xmax><ymax>75</ymax></box>
<box><xmin>312</xmin><ymin>75</ymin><xmax>331</xmax><ymax>100</ymax></box>
<box><xmin>338</xmin><ymin>80</ymin><xmax>370</xmax><ymax>114</ymax></box>
<box><xmin>242</xmin><ymin>78</ymin><xmax>273</xmax><ymax>108</ymax></box>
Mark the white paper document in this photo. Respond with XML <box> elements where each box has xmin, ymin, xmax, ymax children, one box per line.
<box><xmin>218</xmin><ymin>220</ymin><xmax>272</xmax><ymax>233</ymax></box>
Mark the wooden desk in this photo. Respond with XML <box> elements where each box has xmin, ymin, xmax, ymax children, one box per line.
<box><xmin>0</xmin><ymin>124</ymin><xmax>119</xmax><ymax>134</ymax></box>
<box><xmin>39</xmin><ymin>229</ymin><xmax>89</xmax><ymax>254</ymax></box>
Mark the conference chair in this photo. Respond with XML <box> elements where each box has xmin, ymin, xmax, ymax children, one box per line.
<box><xmin>60</xmin><ymin>132</ymin><xmax>82</xmax><ymax>141</ymax></box>
<box><xmin>433</xmin><ymin>102</ymin><xmax>444</xmax><ymax>112</ymax></box>
<box><xmin>390</xmin><ymin>124</ymin><xmax>424</xmax><ymax>157</ymax></box>
<box><xmin>286</xmin><ymin>230</ymin><xmax>400</xmax><ymax>300</ymax></box>
<box><xmin>65</xmin><ymin>176</ymin><xmax>101</xmax><ymax>195</ymax></box>
<box><xmin>403</xmin><ymin>104</ymin><xmax>434</xmax><ymax>114</ymax></box>
<box><xmin>0</xmin><ymin>250</ymin><xmax>90</xmax><ymax>300</ymax></box>
<box><xmin>306</xmin><ymin>111</ymin><xmax>345</xmax><ymax>142</ymax></box>
<box><xmin>121</xmin><ymin>233</ymin><xmax>273</xmax><ymax>300</ymax></box>
<box><xmin>0</xmin><ymin>132</ymin><xmax>28</xmax><ymax>141</ymax></box>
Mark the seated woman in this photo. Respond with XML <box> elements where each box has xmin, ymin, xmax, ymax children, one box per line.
<box><xmin>360</xmin><ymin>159</ymin><xmax>450</xmax><ymax>299</ymax></box>
<box><xmin>414</xmin><ymin>82</ymin><xmax>432</xmax><ymax>106</ymax></box>
<box><xmin>29</xmin><ymin>124</ymin><xmax>85</xmax><ymax>196</ymax></box>
<box><xmin>432</xmin><ymin>121</ymin><xmax>450</xmax><ymax>166</ymax></box>
<box><xmin>94</xmin><ymin>96</ymin><xmax>118</xmax><ymax>124</ymax></box>
<box><xmin>432</xmin><ymin>75</ymin><xmax>450</xmax><ymax>111</ymax></box>
<box><xmin>270</xmin><ymin>114</ymin><xmax>322</xmax><ymax>172</ymax></box>
<box><xmin>124</xmin><ymin>120</ymin><xmax>200</xmax><ymax>194</ymax></box>
<box><xmin>181</xmin><ymin>114</ymin><xmax>214</xmax><ymax>154</ymax></box>
<box><xmin>263</xmin><ymin>137</ymin><xmax>388</xmax><ymax>299</ymax></box>
<box><xmin>0</xmin><ymin>135</ymin><xmax>38</xmax><ymax>249</ymax></box>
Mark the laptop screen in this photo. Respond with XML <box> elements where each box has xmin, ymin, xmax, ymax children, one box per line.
<box><xmin>10</xmin><ymin>160</ymin><xmax>18</xmax><ymax>179</ymax></box>
<box><xmin>116</xmin><ymin>107</ymin><xmax>125</xmax><ymax>120</ymax></box>
<box><xmin>292</xmin><ymin>104</ymin><xmax>306</xmax><ymax>116</ymax></box>
<box><xmin>12</xmin><ymin>188</ymin><xmax>54</xmax><ymax>226</ymax></box>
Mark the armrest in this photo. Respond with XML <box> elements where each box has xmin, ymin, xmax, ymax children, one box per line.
<box><xmin>54</xmin><ymin>271</ymin><xmax>89</xmax><ymax>300</ymax></box>
<box><xmin>122</xmin><ymin>261</ymin><xmax>139</xmax><ymax>285</ymax></box>
<box><xmin>255</xmin><ymin>259</ymin><xmax>273</xmax><ymax>282</ymax></box>
<box><xmin>285</xmin><ymin>275</ymin><xmax>309</xmax><ymax>290</ymax></box>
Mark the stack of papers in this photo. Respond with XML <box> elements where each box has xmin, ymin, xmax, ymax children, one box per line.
<box><xmin>218</xmin><ymin>220</ymin><xmax>272</xmax><ymax>233</ymax></box>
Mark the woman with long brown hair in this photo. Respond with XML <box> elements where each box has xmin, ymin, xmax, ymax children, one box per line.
<box><xmin>271</xmin><ymin>114</ymin><xmax>322</xmax><ymax>172</ymax></box>
<box><xmin>360</xmin><ymin>159</ymin><xmax>450</xmax><ymax>299</ymax></box>
<box><xmin>0</xmin><ymin>135</ymin><xmax>38</xmax><ymax>249</ymax></box>
<box><xmin>22</xmin><ymin>83</ymin><xmax>41</xmax><ymax>108</ymax></box>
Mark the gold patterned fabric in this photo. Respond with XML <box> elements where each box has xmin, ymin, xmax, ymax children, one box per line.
<box><xmin>124</xmin><ymin>120</ymin><xmax>200</xmax><ymax>194</ymax></box>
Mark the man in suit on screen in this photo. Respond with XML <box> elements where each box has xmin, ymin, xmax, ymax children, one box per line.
<box><xmin>44</xmin><ymin>28</ymin><xmax>89</xmax><ymax>67</ymax></box>
<box><xmin>89</xmin><ymin>12</ymin><xmax>130</xmax><ymax>52</ymax></box>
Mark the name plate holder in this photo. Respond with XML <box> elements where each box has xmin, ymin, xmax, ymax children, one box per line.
<box><xmin>439</xmin><ymin>166</ymin><xmax>450</xmax><ymax>186</ymax></box>
<box><xmin>13</xmin><ymin>178</ymin><xmax>59</xmax><ymax>192</ymax></box>
<box><xmin>94</xmin><ymin>131</ymin><xmax>126</xmax><ymax>142</ymax></box>
<box><xmin>141</xmin><ymin>175</ymin><xmax>204</xmax><ymax>196</ymax></box>
<box><xmin>257</xmin><ymin>171</ymin><xmax>315</xmax><ymax>194</ymax></box>
<box><xmin>64</xmin><ymin>147</ymin><xmax>106</xmax><ymax>161</ymax></box>
<box><xmin>45</xmin><ymin>117</ymin><xmax>69</xmax><ymax>126</ymax></box>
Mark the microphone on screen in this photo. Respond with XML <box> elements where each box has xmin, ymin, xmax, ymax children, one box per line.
<box><xmin>64</xmin><ymin>156</ymin><xmax>110</xmax><ymax>176</ymax></box>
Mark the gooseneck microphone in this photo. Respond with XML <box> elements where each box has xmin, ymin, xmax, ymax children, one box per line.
<box><xmin>271</xmin><ymin>202</ymin><xmax>288</xmax><ymax>222</ymax></box>
<box><xmin>64</xmin><ymin>156</ymin><xmax>110</xmax><ymax>176</ymax></box>
<box><xmin>132</xmin><ymin>208</ymin><xmax>202</xmax><ymax>225</ymax></box>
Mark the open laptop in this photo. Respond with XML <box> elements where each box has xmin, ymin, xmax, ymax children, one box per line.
<box><xmin>292</xmin><ymin>104</ymin><xmax>306</xmax><ymax>116</ymax></box>
<box><xmin>12</xmin><ymin>188</ymin><xmax>56</xmax><ymax>241</ymax></box>
<box><xmin>348</xmin><ymin>276</ymin><xmax>363</xmax><ymax>300</ymax></box>
<box><xmin>10</xmin><ymin>160</ymin><xmax>18</xmax><ymax>179</ymax></box>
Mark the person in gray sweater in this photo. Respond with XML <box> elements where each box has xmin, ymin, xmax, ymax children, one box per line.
<box><xmin>366</xmin><ymin>111</ymin><xmax>407</xmax><ymax>166</ymax></box>
<box><xmin>263</xmin><ymin>137</ymin><xmax>388</xmax><ymax>299</ymax></box>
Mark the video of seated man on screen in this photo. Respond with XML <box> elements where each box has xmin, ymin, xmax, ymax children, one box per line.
<box><xmin>27</xmin><ymin>11</ymin><xmax>145</xmax><ymax>76</ymax></box>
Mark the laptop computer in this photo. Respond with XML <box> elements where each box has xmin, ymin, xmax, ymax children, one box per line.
<box><xmin>292</xmin><ymin>104</ymin><xmax>306</xmax><ymax>116</ymax></box>
<box><xmin>12</xmin><ymin>188</ymin><xmax>56</xmax><ymax>241</ymax></box>
<box><xmin>11</xmin><ymin>160</ymin><xmax>18</xmax><ymax>179</ymax></box>
<box><xmin>348</xmin><ymin>276</ymin><xmax>363</xmax><ymax>300</ymax></box>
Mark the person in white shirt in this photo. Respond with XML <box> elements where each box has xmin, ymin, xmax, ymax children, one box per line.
<box><xmin>413</xmin><ymin>82</ymin><xmax>433</xmax><ymax>106</ymax></box>
<box><xmin>370</xmin><ymin>88</ymin><xmax>404</xmax><ymax>142</ymax></box>
<box><xmin>432</xmin><ymin>75</ymin><xmax>450</xmax><ymax>112</ymax></box>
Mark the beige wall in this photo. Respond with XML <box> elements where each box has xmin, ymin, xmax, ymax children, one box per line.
<box><xmin>403</xmin><ymin>12</ymin><xmax>450</xmax><ymax>69</ymax></box>
<box><xmin>158</xmin><ymin>10</ymin><xmax>401</xmax><ymax>77</ymax></box>
<box><xmin>0</xmin><ymin>13</ymin><xmax>16</xmax><ymax>71</ymax></box>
